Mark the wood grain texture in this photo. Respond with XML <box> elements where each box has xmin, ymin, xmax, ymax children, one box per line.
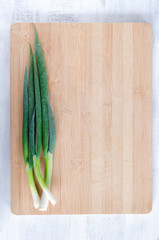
<box><xmin>10</xmin><ymin>23</ymin><xmax>152</xmax><ymax>215</ymax></box>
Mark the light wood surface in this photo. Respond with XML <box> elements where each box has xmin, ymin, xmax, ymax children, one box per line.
<box><xmin>10</xmin><ymin>23</ymin><xmax>152</xmax><ymax>215</ymax></box>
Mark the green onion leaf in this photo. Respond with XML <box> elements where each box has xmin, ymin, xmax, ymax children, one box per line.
<box><xmin>29</xmin><ymin>109</ymin><xmax>36</xmax><ymax>167</ymax></box>
<box><xmin>33</xmin><ymin>51</ymin><xmax>42</xmax><ymax>159</ymax></box>
<box><xmin>33</xmin><ymin>24</ymin><xmax>49</xmax><ymax>158</ymax></box>
<box><xmin>48</xmin><ymin>104</ymin><xmax>56</xmax><ymax>154</ymax></box>
<box><xmin>22</xmin><ymin>67</ymin><xmax>29</xmax><ymax>164</ymax></box>
<box><xmin>28</xmin><ymin>45</ymin><xmax>35</xmax><ymax>168</ymax></box>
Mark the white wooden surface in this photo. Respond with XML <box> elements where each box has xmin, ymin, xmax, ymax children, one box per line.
<box><xmin>0</xmin><ymin>0</ymin><xmax>159</xmax><ymax>239</ymax></box>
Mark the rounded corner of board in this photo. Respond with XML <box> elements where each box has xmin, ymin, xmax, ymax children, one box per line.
<box><xmin>144</xmin><ymin>205</ymin><xmax>153</xmax><ymax>214</ymax></box>
<box><xmin>11</xmin><ymin>205</ymin><xmax>20</xmax><ymax>216</ymax></box>
<box><xmin>10</xmin><ymin>23</ymin><xmax>18</xmax><ymax>32</ymax></box>
<box><xmin>144</xmin><ymin>22</ymin><xmax>153</xmax><ymax>36</ymax></box>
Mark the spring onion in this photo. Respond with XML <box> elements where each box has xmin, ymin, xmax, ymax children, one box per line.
<box><xmin>32</xmin><ymin>51</ymin><xmax>56</xmax><ymax>207</ymax></box>
<box><xmin>22</xmin><ymin>66</ymin><xmax>40</xmax><ymax>209</ymax></box>
<box><xmin>33</xmin><ymin>24</ymin><xmax>56</xmax><ymax>210</ymax></box>
<box><xmin>22</xmin><ymin>25</ymin><xmax>57</xmax><ymax>210</ymax></box>
<box><xmin>39</xmin><ymin>104</ymin><xmax>56</xmax><ymax>210</ymax></box>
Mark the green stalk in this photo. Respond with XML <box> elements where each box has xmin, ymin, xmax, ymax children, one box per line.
<box><xmin>26</xmin><ymin>163</ymin><xmax>40</xmax><ymax>209</ymax></box>
<box><xmin>28</xmin><ymin>45</ymin><xmax>35</xmax><ymax>126</ymax></box>
<box><xmin>28</xmin><ymin>45</ymin><xmax>35</xmax><ymax>169</ymax></box>
<box><xmin>48</xmin><ymin>104</ymin><xmax>56</xmax><ymax>155</ymax></box>
<box><xmin>33</xmin><ymin>24</ymin><xmax>56</xmax><ymax>210</ymax></box>
<box><xmin>33</xmin><ymin>156</ymin><xmax>56</xmax><ymax>206</ymax></box>
<box><xmin>29</xmin><ymin>111</ymin><xmax>56</xmax><ymax>206</ymax></box>
<box><xmin>22</xmin><ymin>67</ymin><xmax>29</xmax><ymax>163</ymax></box>
<box><xmin>39</xmin><ymin>152</ymin><xmax>53</xmax><ymax>210</ymax></box>
<box><xmin>39</xmin><ymin>105</ymin><xmax>56</xmax><ymax>210</ymax></box>
<box><xmin>22</xmin><ymin>67</ymin><xmax>40</xmax><ymax>209</ymax></box>
<box><xmin>33</xmin><ymin>51</ymin><xmax>41</xmax><ymax>159</ymax></box>
<box><xmin>32</xmin><ymin>52</ymin><xmax>56</xmax><ymax>207</ymax></box>
<box><xmin>33</xmin><ymin>23</ymin><xmax>49</xmax><ymax>158</ymax></box>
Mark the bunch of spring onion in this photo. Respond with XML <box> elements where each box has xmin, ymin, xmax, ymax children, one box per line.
<box><xmin>22</xmin><ymin>24</ymin><xmax>56</xmax><ymax>211</ymax></box>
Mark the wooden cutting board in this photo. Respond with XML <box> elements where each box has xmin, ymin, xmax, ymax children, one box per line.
<box><xmin>10</xmin><ymin>23</ymin><xmax>152</xmax><ymax>215</ymax></box>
